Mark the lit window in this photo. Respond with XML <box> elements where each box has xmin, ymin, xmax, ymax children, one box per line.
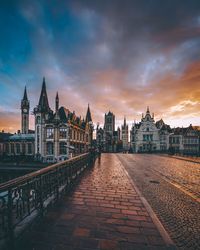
<box><xmin>59</xmin><ymin>128</ymin><xmax>67</xmax><ymax>139</ymax></box>
<box><xmin>46</xmin><ymin>127</ymin><xmax>54</xmax><ymax>139</ymax></box>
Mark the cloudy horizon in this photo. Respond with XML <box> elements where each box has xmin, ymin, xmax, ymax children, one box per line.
<box><xmin>0</xmin><ymin>0</ymin><xmax>200</xmax><ymax>133</ymax></box>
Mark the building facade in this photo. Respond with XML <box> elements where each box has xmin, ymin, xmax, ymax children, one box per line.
<box><xmin>130</xmin><ymin>107</ymin><xmax>171</xmax><ymax>153</ymax></box>
<box><xmin>34</xmin><ymin>78</ymin><xmax>93</xmax><ymax>162</ymax></box>
<box><xmin>121</xmin><ymin>117</ymin><xmax>129</xmax><ymax>151</ymax></box>
<box><xmin>6</xmin><ymin>87</ymin><xmax>35</xmax><ymax>157</ymax></box>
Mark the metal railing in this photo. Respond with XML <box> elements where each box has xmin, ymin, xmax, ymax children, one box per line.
<box><xmin>0</xmin><ymin>152</ymin><xmax>96</xmax><ymax>249</ymax></box>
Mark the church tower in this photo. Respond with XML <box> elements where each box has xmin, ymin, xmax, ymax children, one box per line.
<box><xmin>21</xmin><ymin>86</ymin><xmax>29</xmax><ymax>134</ymax></box>
<box><xmin>34</xmin><ymin>77</ymin><xmax>53</xmax><ymax>158</ymax></box>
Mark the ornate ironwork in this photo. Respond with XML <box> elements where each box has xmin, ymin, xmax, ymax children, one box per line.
<box><xmin>0</xmin><ymin>152</ymin><xmax>96</xmax><ymax>249</ymax></box>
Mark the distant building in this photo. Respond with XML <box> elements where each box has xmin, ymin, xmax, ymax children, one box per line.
<box><xmin>121</xmin><ymin>117</ymin><xmax>129</xmax><ymax>151</ymax></box>
<box><xmin>130</xmin><ymin>107</ymin><xmax>171</xmax><ymax>153</ymax></box>
<box><xmin>96</xmin><ymin>111</ymin><xmax>121</xmax><ymax>152</ymax></box>
<box><xmin>169</xmin><ymin>125</ymin><xmax>200</xmax><ymax>155</ymax></box>
<box><xmin>6</xmin><ymin>87</ymin><xmax>35</xmax><ymax>157</ymax></box>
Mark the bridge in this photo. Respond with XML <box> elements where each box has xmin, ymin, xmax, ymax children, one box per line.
<box><xmin>0</xmin><ymin>153</ymin><xmax>176</xmax><ymax>250</ymax></box>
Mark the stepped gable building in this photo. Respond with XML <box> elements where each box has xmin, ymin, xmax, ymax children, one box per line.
<box><xmin>6</xmin><ymin>87</ymin><xmax>35</xmax><ymax>157</ymax></box>
<box><xmin>130</xmin><ymin>107</ymin><xmax>171</xmax><ymax>153</ymax></box>
<box><xmin>34</xmin><ymin>78</ymin><xmax>93</xmax><ymax>162</ymax></box>
<box><xmin>121</xmin><ymin>117</ymin><xmax>129</xmax><ymax>150</ymax></box>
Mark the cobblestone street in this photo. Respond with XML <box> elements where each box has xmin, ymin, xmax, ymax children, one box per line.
<box><xmin>17</xmin><ymin>154</ymin><xmax>174</xmax><ymax>250</ymax></box>
<box><xmin>117</xmin><ymin>154</ymin><xmax>200</xmax><ymax>250</ymax></box>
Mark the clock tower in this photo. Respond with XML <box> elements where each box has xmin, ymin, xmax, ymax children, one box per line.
<box><xmin>21</xmin><ymin>86</ymin><xmax>30</xmax><ymax>134</ymax></box>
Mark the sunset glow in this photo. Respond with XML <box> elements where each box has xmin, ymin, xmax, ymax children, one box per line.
<box><xmin>0</xmin><ymin>0</ymin><xmax>200</xmax><ymax>132</ymax></box>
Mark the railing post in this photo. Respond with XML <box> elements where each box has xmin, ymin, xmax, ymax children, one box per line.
<box><xmin>7</xmin><ymin>188</ymin><xmax>14</xmax><ymax>250</ymax></box>
<box><xmin>39</xmin><ymin>176</ymin><xmax>44</xmax><ymax>217</ymax></box>
<box><xmin>56</xmin><ymin>168</ymin><xmax>59</xmax><ymax>200</ymax></box>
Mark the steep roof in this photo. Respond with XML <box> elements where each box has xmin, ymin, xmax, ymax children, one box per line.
<box><xmin>86</xmin><ymin>104</ymin><xmax>92</xmax><ymax>123</ymax></box>
<box><xmin>23</xmin><ymin>86</ymin><xmax>28</xmax><ymax>101</ymax></box>
<box><xmin>38</xmin><ymin>77</ymin><xmax>50</xmax><ymax>111</ymax></box>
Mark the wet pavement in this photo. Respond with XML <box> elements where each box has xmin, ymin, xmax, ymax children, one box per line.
<box><xmin>18</xmin><ymin>154</ymin><xmax>174</xmax><ymax>250</ymax></box>
<box><xmin>117</xmin><ymin>154</ymin><xmax>200</xmax><ymax>250</ymax></box>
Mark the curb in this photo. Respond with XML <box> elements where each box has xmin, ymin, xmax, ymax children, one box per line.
<box><xmin>118</xmin><ymin>157</ymin><xmax>175</xmax><ymax>247</ymax></box>
<box><xmin>159</xmin><ymin>154</ymin><xmax>200</xmax><ymax>164</ymax></box>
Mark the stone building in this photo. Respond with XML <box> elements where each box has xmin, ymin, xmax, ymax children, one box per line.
<box><xmin>34</xmin><ymin>78</ymin><xmax>93</xmax><ymax>162</ymax></box>
<box><xmin>121</xmin><ymin>117</ymin><xmax>129</xmax><ymax>151</ymax></box>
<box><xmin>6</xmin><ymin>87</ymin><xmax>35</xmax><ymax>157</ymax></box>
<box><xmin>96</xmin><ymin>111</ymin><xmax>121</xmax><ymax>152</ymax></box>
<box><xmin>130</xmin><ymin>107</ymin><xmax>171</xmax><ymax>153</ymax></box>
<box><xmin>169</xmin><ymin>125</ymin><xmax>200</xmax><ymax>155</ymax></box>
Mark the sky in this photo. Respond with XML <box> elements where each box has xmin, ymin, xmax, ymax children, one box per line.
<box><xmin>0</xmin><ymin>0</ymin><xmax>200</xmax><ymax>132</ymax></box>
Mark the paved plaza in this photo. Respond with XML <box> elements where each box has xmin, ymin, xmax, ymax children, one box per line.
<box><xmin>18</xmin><ymin>154</ymin><xmax>175</xmax><ymax>250</ymax></box>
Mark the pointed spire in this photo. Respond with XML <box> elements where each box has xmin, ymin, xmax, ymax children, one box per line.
<box><xmin>55</xmin><ymin>91</ymin><xmax>59</xmax><ymax>111</ymax></box>
<box><xmin>38</xmin><ymin>77</ymin><xmax>50</xmax><ymax>111</ymax></box>
<box><xmin>124</xmin><ymin>116</ymin><xmax>126</xmax><ymax>125</ymax></box>
<box><xmin>23</xmin><ymin>86</ymin><xmax>28</xmax><ymax>100</ymax></box>
<box><xmin>86</xmin><ymin>103</ymin><xmax>92</xmax><ymax>123</ymax></box>
<box><xmin>146</xmin><ymin>106</ymin><xmax>150</xmax><ymax>113</ymax></box>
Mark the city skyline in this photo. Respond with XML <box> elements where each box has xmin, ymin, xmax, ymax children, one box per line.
<box><xmin>0</xmin><ymin>0</ymin><xmax>200</xmax><ymax>132</ymax></box>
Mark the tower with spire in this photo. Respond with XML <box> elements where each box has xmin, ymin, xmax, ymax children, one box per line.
<box><xmin>121</xmin><ymin>116</ymin><xmax>129</xmax><ymax>151</ymax></box>
<box><xmin>21</xmin><ymin>86</ymin><xmax>30</xmax><ymax>134</ymax></box>
<box><xmin>34</xmin><ymin>77</ymin><xmax>53</xmax><ymax>158</ymax></box>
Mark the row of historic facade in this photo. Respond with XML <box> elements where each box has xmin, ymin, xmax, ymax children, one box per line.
<box><xmin>0</xmin><ymin>79</ymin><xmax>199</xmax><ymax>159</ymax></box>
<box><xmin>0</xmin><ymin>78</ymin><xmax>93</xmax><ymax>162</ymax></box>
<box><xmin>96</xmin><ymin>107</ymin><xmax>200</xmax><ymax>155</ymax></box>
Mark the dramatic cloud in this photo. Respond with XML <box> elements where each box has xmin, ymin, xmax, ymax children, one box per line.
<box><xmin>0</xmin><ymin>0</ymin><xmax>200</xmax><ymax>132</ymax></box>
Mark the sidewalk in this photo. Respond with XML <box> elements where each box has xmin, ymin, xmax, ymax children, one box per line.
<box><xmin>19</xmin><ymin>154</ymin><xmax>175</xmax><ymax>250</ymax></box>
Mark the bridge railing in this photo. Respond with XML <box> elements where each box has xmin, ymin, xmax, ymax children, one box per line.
<box><xmin>0</xmin><ymin>152</ymin><xmax>96</xmax><ymax>249</ymax></box>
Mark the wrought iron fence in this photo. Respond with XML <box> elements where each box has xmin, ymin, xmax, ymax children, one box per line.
<box><xmin>0</xmin><ymin>152</ymin><xmax>96</xmax><ymax>249</ymax></box>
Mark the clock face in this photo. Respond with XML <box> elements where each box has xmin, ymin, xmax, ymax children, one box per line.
<box><xmin>23</xmin><ymin>108</ymin><xmax>27</xmax><ymax>113</ymax></box>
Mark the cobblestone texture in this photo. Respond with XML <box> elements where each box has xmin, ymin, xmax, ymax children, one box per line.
<box><xmin>17</xmin><ymin>154</ymin><xmax>173</xmax><ymax>250</ymax></box>
<box><xmin>117</xmin><ymin>154</ymin><xmax>200</xmax><ymax>250</ymax></box>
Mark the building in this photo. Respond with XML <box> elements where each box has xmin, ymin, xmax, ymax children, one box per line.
<box><xmin>6</xmin><ymin>87</ymin><xmax>35</xmax><ymax>157</ymax></box>
<box><xmin>130</xmin><ymin>107</ymin><xmax>171</xmax><ymax>153</ymax></box>
<box><xmin>169</xmin><ymin>125</ymin><xmax>200</xmax><ymax>155</ymax></box>
<box><xmin>34</xmin><ymin>78</ymin><xmax>93</xmax><ymax>162</ymax></box>
<box><xmin>0</xmin><ymin>131</ymin><xmax>12</xmax><ymax>156</ymax></box>
<box><xmin>121</xmin><ymin>117</ymin><xmax>129</xmax><ymax>151</ymax></box>
<box><xmin>96</xmin><ymin>111</ymin><xmax>122</xmax><ymax>152</ymax></box>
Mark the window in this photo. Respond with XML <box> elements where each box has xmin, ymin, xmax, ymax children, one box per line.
<box><xmin>59</xmin><ymin>128</ymin><xmax>67</xmax><ymax>139</ymax></box>
<box><xmin>147</xmin><ymin>127</ymin><xmax>149</xmax><ymax>132</ymax></box>
<box><xmin>46</xmin><ymin>127</ymin><xmax>54</xmax><ymax>139</ymax></box>
<box><xmin>22</xmin><ymin>144</ymin><xmax>26</xmax><ymax>154</ymax></box>
<box><xmin>11</xmin><ymin>144</ymin><xmax>14</xmax><ymax>154</ymax></box>
<box><xmin>16</xmin><ymin>143</ymin><xmax>20</xmax><ymax>154</ymax></box>
<box><xmin>28</xmin><ymin>144</ymin><xmax>32</xmax><ymax>154</ymax></box>
<box><xmin>59</xmin><ymin>142</ymin><xmax>67</xmax><ymax>155</ymax></box>
<box><xmin>36</xmin><ymin>116</ymin><xmax>40</xmax><ymax>124</ymax></box>
<box><xmin>46</xmin><ymin>142</ymin><xmax>54</xmax><ymax>155</ymax></box>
